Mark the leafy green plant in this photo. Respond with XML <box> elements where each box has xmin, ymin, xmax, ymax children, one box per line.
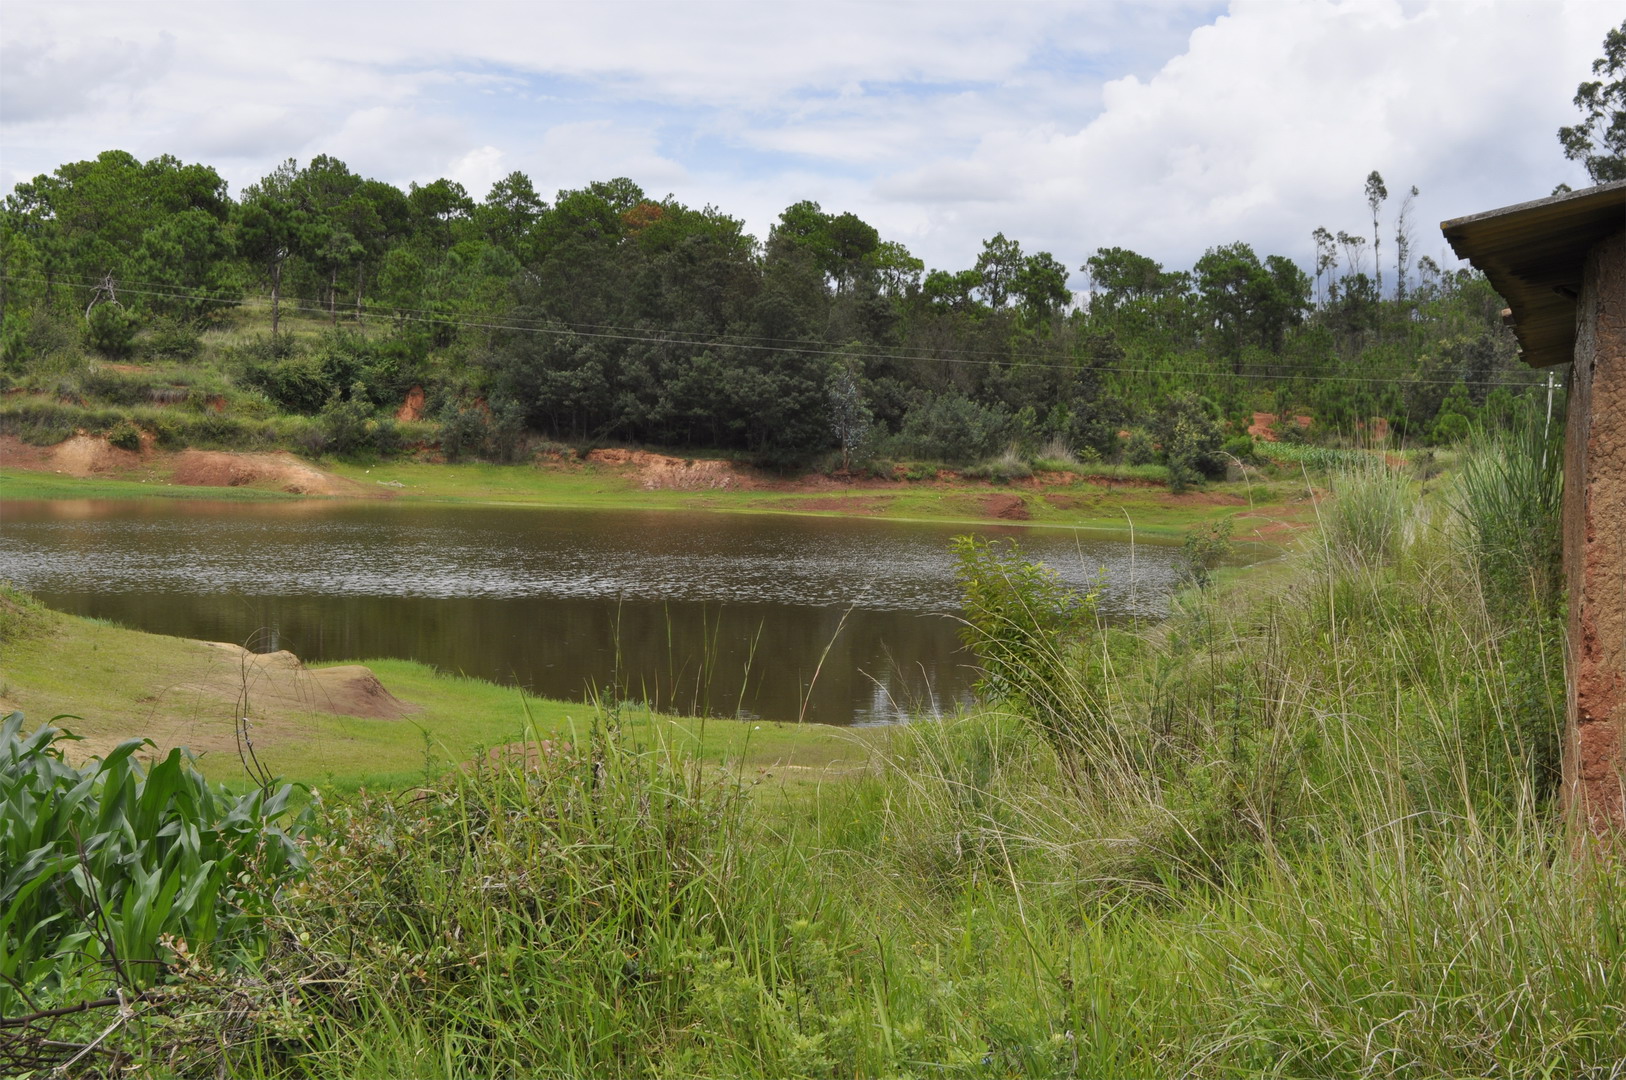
<box><xmin>83</xmin><ymin>303</ymin><xmax>140</xmax><ymax>359</ymax></box>
<box><xmin>1154</xmin><ymin>391</ymin><xmax>1225</xmax><ymax>491</ymax></box>
<box><xmin>1181</xmin><ymin>518</ymin><xmax>1233</xmax><ymax>589</ymax></box>
<box><xmin>961</xmin><ymin>447</ymin><xmax>1033</xmax><ymax>483</ymax></box>
<box><xmin>106</xmin><ymin>418</ymin><xmax>143</xmax><ymax>451</ymax></box>
<box><xmin>0</xmin><ymin>713</ymin><xmax>306</xmax><ymax>1019</ymax></box>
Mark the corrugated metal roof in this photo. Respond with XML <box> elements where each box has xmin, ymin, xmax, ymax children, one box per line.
<box><xmin>1440</xmin><ymin>181</ymin><xmax>1626</xmax><ymax>368</ymax></box>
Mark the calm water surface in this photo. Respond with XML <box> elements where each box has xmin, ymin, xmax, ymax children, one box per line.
<box><xmin>0</xmin><ymin>499</ymin><xmax>1205</xmax><ymax>724</ymax></box>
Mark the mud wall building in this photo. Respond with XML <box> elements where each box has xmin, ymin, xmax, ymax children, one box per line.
<box><xmin>1443</xmin><ymin>180</ymin><xmax>1626</xmax><ymax>836</ymax></box>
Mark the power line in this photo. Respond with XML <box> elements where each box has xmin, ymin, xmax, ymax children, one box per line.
<box><xmin>0</xmin><ymin>269</ymin><xmax>1551</xmax><ymax>389</ymax></box>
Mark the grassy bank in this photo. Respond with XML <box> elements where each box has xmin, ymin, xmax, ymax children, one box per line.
<box><xmin>1</xmin><ymin>447</ymin><xmax>1318</xmax><ymax>541</ymax></box>
<box><xmin>9</xmin><ymin>436</ymin><xmax>1607</xmax><ymax>1078</ymax></box>
<box><xmin>0</xmin><ymin>590</ymin><xmax>869</xmax><ymax>794</ymax></box>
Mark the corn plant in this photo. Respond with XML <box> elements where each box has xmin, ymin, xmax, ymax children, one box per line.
<box><xmin>0</xmin><ymin>712</ymin><xmax>306</xmax><ymax>1018</ymax></box>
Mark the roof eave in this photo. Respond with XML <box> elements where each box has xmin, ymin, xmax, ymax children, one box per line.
<box><xmin>1440</xmin><ymin>180</ymin><xmax>1626</xmax><ymax>369</ymax></box>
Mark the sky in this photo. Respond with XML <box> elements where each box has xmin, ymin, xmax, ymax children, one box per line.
<box><xmin>1</xmin><ymin>0</ymin><xmax>1617</xmax><ymax>288</ymax></box>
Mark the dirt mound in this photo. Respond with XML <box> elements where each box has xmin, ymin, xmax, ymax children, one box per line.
<box><xmin>170</xmin><ymin>451</ymin><xmax>366</xmax><ymax>495</ymax></box>
<box><xmin>586</xmin><ymin>448</ymin><xmax>760</xmax><ymax>490</ymax></box>
<box><xmin>3</xmin><ymin>434</ymin><xmax>143</xmax><ymax>476</ymax></box>
<box><xmin>983</xmin><ymin>494</ymin><xmax>1030</xmax><ymax>520</ymax></box>
<box><xmin>191</xmin><ymin>642</ymin><xmax>417</xmax><ymax>720</ymax></box>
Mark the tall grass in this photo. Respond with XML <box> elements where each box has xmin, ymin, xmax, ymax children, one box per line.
<box><xmin>1455</xmin><ymin>412</ymin><xmax>1565</xmax><ymax>618</ymax></box>
<box><xmin>1317</xmin><ymin>456</ymin><xmax>1414</xmax><ymax>569</ymax></box>
<box><xmin>10</xmin><ymin>441</ymin><xmax>1616</xmax><ymax>1077</ymax></box>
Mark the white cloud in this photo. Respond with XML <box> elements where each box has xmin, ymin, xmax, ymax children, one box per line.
<box><xmin>843</xmin><ymin>0</ymin><xmax>1620</xmax><ymax>278</ymax></box>
<box><xmin>0</xmin><ymin>0</ymin><xmax>1616</xmax><ymax>282</ymax></box>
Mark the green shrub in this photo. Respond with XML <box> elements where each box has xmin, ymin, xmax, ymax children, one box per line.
<box><xmin>952</xmin><ymin>535</ymin><xmax>1107</xmax><ymax>791</ymax></box>
<box><xmin>83</xmin><ymin>303</ymin><xmax>140</xmax><ymax>359</ymax></box>
<box><xmin>961</xmin><ymin>447</ymin><xmax>1033</xmax><ymax>483</ymax></box>
<box><xmin>141</xmin><ymin>317</ymin><xmax>203</xmax><ymax>361</ymax></box>
<box><xmin>1455</xmin><ymin>414</ymin><xmax>1564</xmax><ymax>620</ymax></box>
<box><xmin>1221</xmin><ymin>433</ymin><xmax>1259</xmax><ymax>464</ymax></box>
<box><xmin>0</xmin><ymin>401</ymin><xmax>79</xmax><ymax>445</ymax></box>
<box><xmin>79</xmin><ymin>368</ymin><xmax>154</xmax><ymax>406</ymax></box>
<box><xmin>1182</xmin><ymin>518</ymin><xmax>1234</xmax><ymax>589</ymax></box>
<box><xmin>1154</xmin><ymin>391</ymin><xmax>1225</xmax><ymax>492</ymax></box>
<box><xmin>1123</xmin><ymin>428</ymin><xmax>1157</xmax><ymax>465</ymax></box>
<box><xmin>891</xmin><ymin>393</ymin><xmax>1012</xmax><ymax>464</ymax></box>
<box><xmin>106</xmin><ymin>418</ymin><xmax>143</xmax><ymax>451</ymax></box>
<box><xmin>269</xmin><ymin>722</ymin><xmax>746</xmax><ymax>1074</ymax></box>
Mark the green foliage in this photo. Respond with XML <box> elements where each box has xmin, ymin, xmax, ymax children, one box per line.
<box><xmin>1220</xmin><ymin>433</ymin><xmax>1258</xmax><ymax>464</ymax></box>
<box><xmin>268</xmin><ymin>723</ymin><xmax>750</xmax><ymax>1074</ymax></box>
<box><xmin>1455</xmin><ymin>412</ymin><xmax>1565</xmax><ymax>620</ymax></box>
<box><xmin>960</xmin><ymin>447</ymin><xmax>1032</xmax><ymax>483</ymax></box>
<box><xmin>83</xmin><ymin>303</ymin><xmax>140</xmax><ymax>358</ymax></box>
<box><xmin>893</xmin><ymin>393</ymin><xmax>1011</xmax><ymax>464</ymax></box>
<box><xmin>0</xmin><ymin>400</ymin><xmax>98</xmax><ymax>445</ymax></box>
<box><xmin>141</xmin><ymin>317</ymin><xmax>204</xmax><ymax>361</ymax></box>
<box><xmin>1153</xmin><ymin>391</ymin><xmax>1225</xmax><ymax>491</ymax></box>
<box><xmin>1428</xmin><ymin>381</ymin><xmax>1477</xmax><ymax>445</ymax></box>
<box><xmin>1558</xmin><ymin>18</ymin><xmax>1626</xmax><ymax>183</ymax></box>
<box><xmin>106</xmin><ymin>418</ymin><xmax>143</xmax><ymax>451</ymax></box>
<box><xmin>1320</xmin><ymin>460</ymin><xmax>1411</xmax><ymax>568</ymax></box>
<box><xmin>0</xmin><ymin>713</ymin><xmax>306</xmax><ymax>1018</ymax></box>
<box><xmin>952</xmin><ymin>536</ymin><xmax>1106</xmax><ymax>787</ymax></box>
<box><xmin>78</xmin><ymin>367</ymin><xmax>155</xmax><ymax>406</ymax></box>
<box><xmin>1181</xmin><ymin>518</ymin><xmax>1233</xmax><ymax>588</ymax></box>
<box><xmin>1122</xmin><ymin>428</ymin><xmax>1157</xmax><ymax>465</ymax></box>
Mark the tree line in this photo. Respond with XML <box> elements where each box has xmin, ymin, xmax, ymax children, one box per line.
<box><xmin>1</xmin><ymin>148</ymin><xmax>1541</xmax><ymax>471</ymax></box>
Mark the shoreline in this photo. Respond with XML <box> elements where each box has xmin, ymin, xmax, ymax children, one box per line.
<box><xmin>0</xmin><ymin>434</ymin><xmax>1318</xmax><ymax>543</ymax></box>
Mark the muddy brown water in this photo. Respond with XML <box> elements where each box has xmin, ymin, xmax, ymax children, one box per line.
<box><xmin>0</xmin><ymin>499</ymin><xmax>1224</xmax><ymax>724</ymax></box>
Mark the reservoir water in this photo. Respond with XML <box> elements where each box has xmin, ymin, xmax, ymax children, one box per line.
<box><xmin>0</xmin><ymin>498</ymin><xmax>1205</xmax><ymax>724</ymax></box>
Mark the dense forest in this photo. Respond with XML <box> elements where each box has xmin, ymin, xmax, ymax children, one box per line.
<box><xmin>0</xmin><ymin>149</ymin><xmax>1542</xmax><ymax>475</ymax></box>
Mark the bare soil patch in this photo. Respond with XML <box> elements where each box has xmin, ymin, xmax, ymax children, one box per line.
<box><xmin>188</xmin><ymin>642</ymin><xmax>418</xmax><ymax>721</ymax></box>
<box><xmin>42</xmin><ymin>639</ymin><xmax>419</xmax><ymax>766</ymax></box>
<box><xmin>396</xmin><ymin>385</ymin><xmax>426</xmax><ymax>422</ymax></box>
<box><xmin>1248</xmin><ymin>413</ymin><xmax>1313</xmax><ymax>441</ymax></box>
<box><xmin>586</xmin><ymin>448</ymin><xmax>764</xmax><ymax>491</ymax></box>
<box><xmin>0</xmin><ymin>434</ymin><xmax>142</xmax><ymax>477</ymax></box>
<box><xmin>983</xmin><ymin>494</ymin><xmax>1030</xmax><ymax>520</ymax></box>
<box><xmin>170</xmin><ymin>450</ymin><xmax>369</xmax><ymax>495</ymax></box>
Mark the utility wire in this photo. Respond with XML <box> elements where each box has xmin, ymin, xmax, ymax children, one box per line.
<box><xmin>1</xmin><ymin>269</ymin><xmax>1551</xmax><ymax>389</ymax></box>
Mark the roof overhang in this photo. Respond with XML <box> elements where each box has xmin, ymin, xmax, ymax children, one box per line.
<box><xmin>1441</xmin><ymin>180</ymin><xmax>1626</xmax><ymax>368</ymax></box>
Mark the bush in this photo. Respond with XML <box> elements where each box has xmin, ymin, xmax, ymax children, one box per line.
<box><xmin>1123</xmin><ymin>428</ymin><xmax>1157</xmax><ymax>465</ymax></box>
<box><xmin>961</xmin><ymin>447</ymin><xmax>1033</xmax><ymax>483</ymax></box>
<box><xmin>1182</xmin><ymin>518</ymin><xmax>1233</xmax><ymax>589</ymax></box>
<box><xmin>268</xmin><ymin>723</ymin><xmax>746</xmax><ymax>1074</ymax></box>
<box><xmin>106</xmin><ymin>418</ymin><xmax>143</xmax><ymax>451</ymax></box>
<box><xmin>1154</xmin><ymin>391</ymin><xmax>1225</xmax><ymax>492</ymax></box>
<box><xmin>1321</xmin><ymin>460</ymin><xmax>1411</xmax><ymax>568</ymax></box>
<box><xmin>1221</xmin><ymin>433</ymin><xmax>1259</xmax><ymax>464</ymax></box>
<box><xmin>82</xmin><ymin>303</ymin><xmax>140</xmax><ymax>359</ymax></box>
<box><xmin>952</xmin><ymin>535</ymin><xmax>1106</xmax><ymax>791</ymax></box>
<box><xmin>79</xmin><ymin>368</ymin><xmax>154</xmax><ymax>406</ymax></box>
<box><xmin>0</xmin><ymin>401</ymin><xmax>83</xmax><ymax>445</ymax></box>
<box><xmin>140</xmin><ymin>317</ymin><xmax>203</xmax><ymax>361</ymax></box>
<box><xmin>1455</xmin><ymin>415</ymin><xmax>1564</xmax><ymax>620</ymax></box>
<box><xmin>892</xmin><ymin>393</ymin><xmax>1012</xmax><ymax>464</ymax></box>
